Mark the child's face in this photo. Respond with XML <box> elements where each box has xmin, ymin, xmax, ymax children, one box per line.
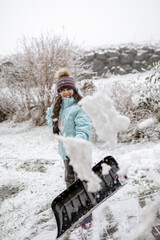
<box><xmin>59</xmin><ymin>88</ymin><xmax>74</xmax><ymax>98</ymax></box>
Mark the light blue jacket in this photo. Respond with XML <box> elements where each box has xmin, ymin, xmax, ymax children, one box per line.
<box><xmin>46</xmin><ymin>97</ymin><xmax>91</xmax><ymax>160</ymax></box>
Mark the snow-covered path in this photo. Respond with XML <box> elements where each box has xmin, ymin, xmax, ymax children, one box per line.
<box><xmin>0</xmin><ymin>121</ymin><xmax>160</xmax><ymax>240</ymax></box>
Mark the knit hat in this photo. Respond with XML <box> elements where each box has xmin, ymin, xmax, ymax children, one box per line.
<box><xmin>56</xmin><ymin>68</ymin><xmax>77</xmax><ymax>93</ymax></box>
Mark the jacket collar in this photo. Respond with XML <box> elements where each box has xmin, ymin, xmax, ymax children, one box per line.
<box><xmin>62</xmin><ymin>97</ymin><xmax>76</xmax><ymax>108</ymax></box>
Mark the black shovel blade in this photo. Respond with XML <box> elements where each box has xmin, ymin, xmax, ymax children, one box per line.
<box><xmin>51</xmin><ymin>156</ymin><xmax>121</xmax><ymax>239</ymax></box>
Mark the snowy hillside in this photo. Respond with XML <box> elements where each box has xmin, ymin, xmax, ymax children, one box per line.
<box><xmin>0</xmin><ymin>71</ymin><xmax>160</xmax><ymax>240</ymax></box>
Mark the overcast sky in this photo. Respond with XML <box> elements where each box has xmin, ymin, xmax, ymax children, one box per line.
<box><xmin>0</xmin><ymin>0</ymin><xmax>160</xmax><ymax>56</ymax></box>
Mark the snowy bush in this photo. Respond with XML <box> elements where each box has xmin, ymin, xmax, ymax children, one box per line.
<box><xmin>0</xmin><ymin>34</ymin><xmax>91</xmax><ymax>125</ymax></box>
<box><xmin>80</xmin><ymin>79</ymin><xmax>97</xmax><ymax>96</ymax></box>
<box><xmin>0</xmin><ymin>88</ymin><xmax>16</xmax><ymax>121</ymax></box>
<box><xmin>112</xmin><ymin>62</ymin><xmax>160</xmax><ymax>142</ymax></box>
<box><xmin>140</xmin><ymin>61</ymin><xmax>160</xmax><ymax>116</ymax></box>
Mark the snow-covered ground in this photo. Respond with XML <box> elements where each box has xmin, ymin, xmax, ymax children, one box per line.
<box><xmin>0</xmin><ymin>120</ymin><xmax>160</xmax><ymax>240</ymax></box>
<box><xmin>0</xmin><ymin>71</ymin><xmax>160</xmax><ymax>240</ymax></box>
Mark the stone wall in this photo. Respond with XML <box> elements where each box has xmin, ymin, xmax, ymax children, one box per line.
<box><xmin>84</xmin><ymin>43</ymin><xmax>160</xmax><ymax>76</ymax></box>
<box><xmin>1</xmin><ymin>43</ymin><xmax>160</xmax><ymax>80</ymax></box>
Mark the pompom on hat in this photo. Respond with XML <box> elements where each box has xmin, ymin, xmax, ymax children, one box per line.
<box><xmin>55</xmin><ymin>68</ymin><xmax>77</xmax><ymax>93</ymax></box>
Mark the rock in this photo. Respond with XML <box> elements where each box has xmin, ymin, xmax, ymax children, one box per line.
<box><xmin>133</xmin><ymin>61</ymin><xmax>142</xmax><ymax>70</ymax></box>
<box><xmin>105</xmin><ymin>50</ymin><xmax>120</xmax><ymax>58</ymax></box>
<box><xmin>124</xmin><ymin>48</ymin><xmax>137</xmax><ymax>55</ymax></box>
<box><xmin>79</xmin><ymin>72</ymin><xmax>96</xmax><ymax>80</ymax></box>
<box><xmin>135</xmin><ymin>50</ymin><xmax>151</xmax><ymax>61</ymax></box>
<box><xmin>97</xmin><ymin>69</ymin><xmax>104</xmax><ymax>76</ymax></box>
<box><xmin>142</xmin><ymin>46</ymin><xmax>154</xmax><ymax>53</ymax></box>
<box><xmin>154</xmin><ymin>49</ymin><xmax>160</xmax><ymax>55</ymax></box>
<box><xmin>107</xmin><ymin>57</ymin><xmax>119</xmax><ymax>68</ymax></box>
<box><xmin>118</xmin><ymin>67</ymin><xmax>127</xmax><ymax>75</ymax></box>
<box><xmin>123</xmin><ymin>64</ymin><xmax>133</xmax><ymax>72</ymax></box>
<box><xmin>142</xmin><ymin>60</ymin><xmax>148</xmax><ymax>68</ymax></box>
<box><xmin>119</xmin><ymin>46</ymin><xmax>129</xmax><ymax>52</ymax></box>
<box><xmin>110</xmin><ymin>66</ymin><xmax>119</xmax><ymax>74</ymax></box>
<box><xmin>95</xmin><ymin>52</ymin><xmax>107</xmax><ymax>60</ymax></box>
<box><xmin>148</xmin><ymin>55</ymin><xmax>160</xmax><ymax>65</ymax></box>
<box><xmin>120</xmin><ymin>53</ymin><xmax>134</xmax><ymax>64</ymax></box>
<box><xmin>103</xmin><ymin>66</ymin><xmax>109</xmax><ymax>75</ymax></box>
<box><xmin>98</xmin><ymin>66</ymin><xmax>109</xmax><ymax>76</ymax></box>
<box><xmin>85</xmin><ymin>53</ymin><xmax>95</xmax><ymax>62</ymax></box>
<box><xmin>92</xmin><ymin>59</ymin><xmax>104</xmax><ymax>72</ymax></box>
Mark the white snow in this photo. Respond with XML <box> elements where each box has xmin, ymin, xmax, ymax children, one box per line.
<box><xmin>31</xmin><ymin>231</ymin><xmax>57</xmax><ymax>240</ymax></box>
<box><xmin>150</xmin><ymin>170</ymin><xmax>160</xmax><ymax>190</ymax></box>
<box><xmin>128</xmin><ymin>199</ymin><xmax>158</xmax><ymax>240</ymax></box>
<box><xmin>101</xmin><ymin>163</ymin><xmax>111</xmax><ymax>175</ymax></box>
<box><xmin>0</xmin><ymin>71</ymin><xmax>160</xmax><ymax>240</ymax></box>
<box><xmin>118</xmin><ymin>163</ymin><xmax>130</xmax><ymax>178</ymax></box>
<box><xmin>58</xmin><ymin>136</ymin><xmax>101</xmax><ymax>192</ymax></box>
<box><xmin>0</xmin><ymin>121</ymin><xmax>160</xmax><ymax>240</ymax></box>
<box><xmin>80</xmin><ymin>91</ymin><xmax>130</xmax><ymax>146</ymax></box>
<box><xmin>138</xmin><ymin>118</ymin><xmax>155</xmax><ymax>129</ymax></box>
<box><xmin>131</xmin><ymin>94</ymin><xmax>140</xmax><ymax>106</ymax></box>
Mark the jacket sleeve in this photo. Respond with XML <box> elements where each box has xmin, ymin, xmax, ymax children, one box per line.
<box><xmin>74</xmin><ymin>109</ymin><xmax>91</xmax><ymax>141</ymax></box>
<box><xmin>45</xmin><ymin>104</ymin><xmax>54</xmax><ymax>128</ymax></box>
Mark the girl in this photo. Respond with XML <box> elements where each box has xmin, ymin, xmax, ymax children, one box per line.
<box><xmin>46</xmin><ymin>69</ymin><xmax>92</xmax><ymax>229</ymax></box>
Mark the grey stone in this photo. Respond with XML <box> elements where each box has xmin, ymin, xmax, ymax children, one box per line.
<box><xmin>85</xmin><ymin>53</ymin><xmax>95</xmax><ymax>62</ymax></box>
<box><xmin>95</xmin><ymin>52</ymin><xmax>107</xmax><ymax>60</ymax></box>
<box><xmin>142</xmin><ymin>60</ymin><xmax>148</xmax><ymax>68</ymax></box>
<box><xmin>135</xmin><ymin>50</ymin><xmax>151</xmax><ymax>61</ymax></box>
<box><xmin>86</xmin><ymin>45</ymin><xmax>160</xmax><ymax>76</ymax></box>
<box><xmin>97</xmin><ymin>69</ymin><xmax>105</xmax><ymax>76</ymax></box>
<box><xmin>123</xmin><ymin>64</ymin><xmax>133</xmax><ymax>72</ymax></box>
<box><xmin>97</xmin><ymin>66</ymin><xmax>110</xmax><ymax>76</ymax></box>
<box><xmin>120</xmin><ymin>53</ymin><xmax>134</xmax><ymax>64</ymax></box>
<box><xmin>133</xmin><ymin>61</ymin><xmax>142</xmax><ymax>70</ymax></box>
<box><xmin>142</xmin><ymin>46</ymin><xmax>154</xmax><ymax>53</ymax></box>
<box><xmin>105</xmin><ymin>50</ymin><xmax>120</xmax><ymax>58</ymax></box>
<box><xmin>107</xmin><ymin>57</ymin><xmax>119</xmax><ymax>68</ymax></box>
<box><xmin>148</xmin><ymin>55</ymin><xmax>160</xmax><ymax>64</ymax></box>
<box><xmin>118</xmin><ymin>67</ymin><xmax>127</xmax><ymax>75</ymax></box>
<box><xmin>146</xmin><ymin>65</ymin><xmax>152</xmax><ymax>70</ymax></box>
<box><xmin>110</xmin><ymin>66</ymin><xmax>119</xmax><ymax>74</ymax></box>
<box><xmin>154</xmin><ymin>49</ymin><xmax>160</xmax><ymax>55</ymax></box>
<box><xmin>119</xmin><ymin>47</ymin><xmax>129</xmax><ymax>52</ymax></box>
<box><xmin>132</xmin><ymin>69</ymin><xmax>139</xmax><ymax>73</ymax></box>
<box><xmin>79</xmin><ymin>72</ymin><xmax>96</xmax><ymax>80</ymax></box>
<box><xmin>92</xmin><ymin>59</ymin><xmax>104</xmax><ymax>72</ymax></box>
<box><xmin>124</xmin><ymin>48</ymin><xmax>137</xmax><ymax>55</ymax></box>
<box><xmin>103</xmin><ymin>67</ymin><xmax>109</xmax><ymax>74</ymax></box>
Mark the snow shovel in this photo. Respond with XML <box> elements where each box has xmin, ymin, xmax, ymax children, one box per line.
<box><xmin>51</xmin><ymin>155</ymin><xmax>127</xmax><ymax>239</ymax></box>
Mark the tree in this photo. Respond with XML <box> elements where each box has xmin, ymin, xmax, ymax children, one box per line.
<box><xmin>0</xmin><ymin>34</ymin><xmax>91</xmax><ymax>125</ymax></box>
